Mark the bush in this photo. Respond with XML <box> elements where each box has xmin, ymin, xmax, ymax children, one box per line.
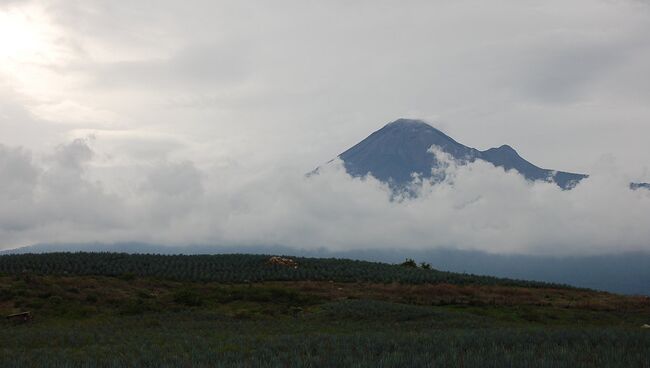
<box><xmin>0</xmin><ymin>288</ymin><xmax>14</xmax><ymax>302</ymax></box>
<box><xmin>400</xmin><ymin>259</ymin><xmax>417</xmax><ymax>268</ymax></box>
<box><xmin>173</xmin><ymin>290</ymin><xmax>203</xmax><ymax>307</ymax></box>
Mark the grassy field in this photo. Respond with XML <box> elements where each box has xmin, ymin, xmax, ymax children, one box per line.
<box><xmin>1</xmin><ymin>253</ymin><xmax>649</xmax><ymax>367</ymax></box>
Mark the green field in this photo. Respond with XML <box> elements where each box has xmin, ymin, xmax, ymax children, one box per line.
<box><xmin>1</xmin><ymin>253</ymin><xmax>649</xmax><ymax>367</ymax></box>
<box><xmin>0</xmin><ymin>252</ymin><xmax>567</xmax><ymax>287</ymax></box>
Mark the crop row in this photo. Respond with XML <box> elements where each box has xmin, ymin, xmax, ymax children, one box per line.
<box><xmin>0</xmin><ymin>252</ymin><xmax>568</xmax><ymax>288</ymax></box>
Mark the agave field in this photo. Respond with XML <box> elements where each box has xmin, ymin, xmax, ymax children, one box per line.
<box><xmin>0</xmin><ymin>252</ymin><xmax>566</xmax><ymax>287</ymax></box>
<box><xmin>1</xmin><ymin>253</ymin><xmax>649</xmax><ymax>367</ymax></box>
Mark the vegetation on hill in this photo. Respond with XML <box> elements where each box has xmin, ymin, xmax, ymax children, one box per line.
<box><xmin>1</xmin><ymin>252</ymin><xmax>649</xmax><ymax>367</ymax></box>
<box><xmin>0</xmin><ymin>252</ymin><xmax>570</xmax><ymax>288</ymax></box>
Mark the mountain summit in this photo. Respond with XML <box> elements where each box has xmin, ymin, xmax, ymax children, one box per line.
<box><xmin>336</xmin><ymin>119</ymin><xmax>587</xmax><ymax>189</ymax></box>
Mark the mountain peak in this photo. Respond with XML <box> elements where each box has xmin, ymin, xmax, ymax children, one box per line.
<box><xmin>384</xmin><ymin>119</ymin><xmax>444</xmax><ymax>135</ymax></box>
<box><xmin>332</xmin><ymin>119</ymin><xmax>587</xmax><ymax>190</ymax></box>
<box><xmin>386</xmin><ymin>118</ymin><xmax>432</xmax><ymax>127</ymax></box>
<box><xmin>484</xmin><ymin>144</ymin><xmax>517</xmax><ymax>154</ymax></box>
<box><xmin>338</xmin><ymin>119</ymin><xmax>479</xmax><ymax>185</ymax></box>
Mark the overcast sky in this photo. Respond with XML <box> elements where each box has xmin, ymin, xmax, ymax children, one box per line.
<box><xmin>1</xmin><ymin>0</ymin><xmax>650</xmax><ymax>253</ymax></box>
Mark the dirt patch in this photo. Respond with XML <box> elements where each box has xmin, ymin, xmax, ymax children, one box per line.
<box><xmin>267</xmin><ymin>256</ymin><xmax>298</xmax><ymax>268</ymax></box>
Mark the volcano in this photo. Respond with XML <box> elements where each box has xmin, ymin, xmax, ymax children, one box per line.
<box><xmin>334</xmin><ymin>118</ymin><xmax>588</xmax><ymax>189</ymax></box>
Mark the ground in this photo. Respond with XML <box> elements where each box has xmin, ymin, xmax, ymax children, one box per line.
<box><xmin>1</xmin><ymin>254</ymin><xmax>649</xmax><ymax>367</ymax></box>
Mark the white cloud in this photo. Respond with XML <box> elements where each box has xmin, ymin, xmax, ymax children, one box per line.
<box><xmin>2</xmin><ymin>0</ymin><xmax>650</xmax><ymax>173</ymax></box>
<box><xmin>0</xmin><ymin>140</ymin><xmax>648</xmax><ymax>256</ymax></box>
<box><xmin>1</xmin><ymin>1</ymin><xmax>650</xmax><ymax>254</ymax></box>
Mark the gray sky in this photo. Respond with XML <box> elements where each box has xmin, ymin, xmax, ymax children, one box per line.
<box><xmin>1</xmin><ymin>0</ymin><xmax>650</xmax><ymax>253</ymax></box>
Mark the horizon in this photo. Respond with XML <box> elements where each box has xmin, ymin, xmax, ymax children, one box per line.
<box><xmin>2</xmin><ymin>116</ymin><xmax>649</xmax><ymax>256</ymax></box>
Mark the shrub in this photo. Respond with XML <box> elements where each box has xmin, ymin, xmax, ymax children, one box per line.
<box><xmin>173</xmin><ymin>290</ymin><xmax>203</xmax><ymax>307</ymax></box>
<box><xmin>0</xmin><ymin>288</ymin><xmax>14</xmax><ymax>302</ymax></box>
<box><xmin>400</xmin><ymin>259</ymin><xmax>417</xmax><ymax>268</ymax></box>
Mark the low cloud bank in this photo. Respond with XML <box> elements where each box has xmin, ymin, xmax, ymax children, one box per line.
<box><xmin>1</xmin><ymin>139</ymin><xmax>649</xmax><ymax>256</ymax></box>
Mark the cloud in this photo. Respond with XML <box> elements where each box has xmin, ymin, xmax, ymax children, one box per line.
<box><xmin>3</xmin><ymin>0</ymin><xmax>650</xmax><ymax>174</ymax></box>
<box><xmin>0</xmin><ymin>144</ymin><xmax>38</xmax><ymax>197</ymax></box>
<box><xmin>0</xmin><ymin>0</ymin><xmax>28</xmax><ymax>8</ymax></box>
<box><xmin>1</xmin><ymin>1</ymin><xmax>650</xmax><ymax>254</ymax></box>
<box><xmin>50</xmin><ymin>137</ymin><xmax>94</xmax><ymax>169</ymax></box>
<box><xmin>0</xmin><ymin>139</ymin><xmax>649</xmax><ymax>256</ymax></box>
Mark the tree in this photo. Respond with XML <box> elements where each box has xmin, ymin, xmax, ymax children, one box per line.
<box><xmin>400</xmin><ymin>258</ymin><xmax>417</xmax><ymax>268</ymax></box>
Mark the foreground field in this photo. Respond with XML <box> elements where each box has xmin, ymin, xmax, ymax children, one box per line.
<box><xmin>1</xmin><ymin>253</ymin><xmax>649</xmax><ymax>367</ymax></box>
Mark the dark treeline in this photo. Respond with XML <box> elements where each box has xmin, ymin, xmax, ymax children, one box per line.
<box><xmin>0</xmin><ymin>252</ymin><xmax>571</xmax><ymax>289</ymax></box>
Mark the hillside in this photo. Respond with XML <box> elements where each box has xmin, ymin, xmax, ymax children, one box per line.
<box><xmin>5</xmin><ymin>245</ymin><xmax>649</xmax><ymax>295</ymax></box>
<box><xmin>0</xmin><ymin>252</ymin><xmax>567</xmax><ymax>288</ymax></box>
<box><xmin>1</xmin><ymin>253</ymin><xmax>649</xmax><ymax>366</ymax></box>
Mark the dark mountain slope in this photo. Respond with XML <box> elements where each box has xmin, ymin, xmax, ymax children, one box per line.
<box><xmin>631</xmin><ymin>182</ymin><xmax>650</xmax><ymax>190</ymax></box>
<box><xmin>337</xmin><ymin>119</ymin><xmax>587</xmax><ymax>189</ymax></box>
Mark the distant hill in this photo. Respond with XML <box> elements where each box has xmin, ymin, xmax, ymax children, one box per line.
<box><xmin>336</xmin><ymin>119</ymin><xmax>587</xmax><ymax>189</ymax></box>
<box><xmin>0</xmin><ymin>252</ymin><xmax>565</xmax><ymax>289</ymax></box>
<box><xmin>4</xmin><ymin>243</ymin><xmax>649</xmax><ymax>295</ymax></box>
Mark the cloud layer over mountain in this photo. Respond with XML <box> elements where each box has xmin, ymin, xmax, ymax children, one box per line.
<box><xmin>1</xmin><ymin>1</ymin><xmax>650</xmax><ymax>254</ymax></box>
<box><xmin>1</xmin><ymin>139</ymin><xmax>649</xmax><ymax>255</ymax></box>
